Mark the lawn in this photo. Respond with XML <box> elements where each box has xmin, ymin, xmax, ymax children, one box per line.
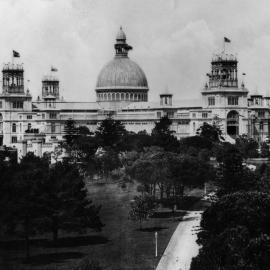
<box><xmin>0</xmin><ymin>181</ymin><xmax>201</xmax><ymax>270</ymax></box>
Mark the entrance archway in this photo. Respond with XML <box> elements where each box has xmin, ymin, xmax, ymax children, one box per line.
<box><xmin>227</xmin><ymin>110</ymin><xmax>239</xmax><ymax>138</ymax></box>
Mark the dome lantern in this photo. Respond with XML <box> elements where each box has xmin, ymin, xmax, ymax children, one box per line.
<box><xmin>114</xmin><ymin>27</ymin><xmax>133</xmax><ymax>58</ymax></box>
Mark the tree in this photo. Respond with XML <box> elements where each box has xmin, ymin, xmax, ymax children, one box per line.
<box><xmin>152</xmin><ymin>116</ymin><xmax>174</xmax><ymax>137</ymax></box>
<box><xmin>70</xmin><ymin>127</ymin><xmax>98</xmax><ymax>174</ymax></box>
<box><xmin>179</xmin><ymin>136</ymin><xmax>213</xmax><ymax>152</ymax></box>
<box><xmin>235</xmin><ymin>135</ymin><xmax>259</xmax><ymax>158</ymax></box>
<box><xmin>151</xmin><ymin>116</ymin><xmax>180</xmax><ymax>152</ymax></box>
<box><xmin>63</xmin><ymin>119</ymin><xmax>78</xmax><ymax>147</ymax></box>
<box><xmin>215</xmin><ymin>143</ymin><xmax>245</xmax><ymax>195</ymax></box>
<box><xmin>95</xmin><ymin>147</ymin><xmax>121</xmax><ymax>180</ymax></box>
<box><xmin>191</xmin><ymin>192</ymin><xmax>270</xmax><ymax>270</ymax></box>
<box><xmin>95</xmin><ymin>117</ymin><xmax>128</xmax><ymax>151</ymax></box>
<box><xmin>127</xmin><ymin>148</ymin><xmax>213</xmax><ymax>200</ymax></box>
<box><xmin>0</xmin><ymin>153</ymin><xmax>49</xmax><ymax>259</ymax></box>
<box><xmin>199</xmin><ymin>192</ymin><xmax>270</xmax><ymax>242</ymax></box>
<box><xmin>122</xmin><ymin>130</ymin><xmax>153</xmax><ymax>152</ymax></box>
<box><xmin>40</xmin><ymin>161</ymin><xmax>103</xmax><ymax>242</ymax></box>
<box><xmin>196</xmin><ymin>122</ymin><xmax>224</xmax><ymax>142</ymax></box>
<box><xmin>129</xmin><ymin>195</ymin><xmax>156</xmax><ymax>229</ymax></box>
<box><xmin>261</xmin><ymin>142</ymin><xmax>270</xmax><ymax>158</ymax></box>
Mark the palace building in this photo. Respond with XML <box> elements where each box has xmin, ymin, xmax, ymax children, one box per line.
<box><xmin>0</xmin><ymin>27</ymin><xmax>269</xmax><ymax>160</ymax></box>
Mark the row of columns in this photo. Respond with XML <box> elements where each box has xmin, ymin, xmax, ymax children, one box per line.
<box><xmin>97</xmin><ymin>92</ymin><xmax>148</xmax><ymax>102</ymax></box>
<box><xmin>3</xmin><ymin>75</ymin><xmax>24</xmax><ymax>87</ymax></box>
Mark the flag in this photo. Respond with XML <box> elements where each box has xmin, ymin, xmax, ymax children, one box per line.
<box><xmin>224</xmin><ymin>37</ymin><xmax>231</xmax><ymax>43</ymax></box>
<box><xmin>13</xmin><ymin>50</ymin><xmax>20</xmax><ymax>57</ymax></box>
<box><xmin>51</xmin><ymin>66</ymin><xmax>58</xmax><ymax>72</ymax></box>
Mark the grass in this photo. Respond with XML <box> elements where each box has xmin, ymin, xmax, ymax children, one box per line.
<box><xmin>0</xmin><ymin>181</ymin><xmax>202</xmax><ymax>270</ymax></box>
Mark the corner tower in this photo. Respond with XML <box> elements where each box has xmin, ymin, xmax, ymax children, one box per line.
<box><xmin>42</xmin><ymin>75</ymin><xmax>60</xmax><ymax>100</ymax></box>
<box><xmin>202</xmin><ymin>50</ymin><xmax>248</xmax><ymax>139</ymax></box>
<box><xmin>2</xmin><ymin>63</ymin><xmax>24</xmax><ymax>94</ymax></box>
<box><xmin>0</xmin><ymin>60</ymin><xmax>32</xmax><ymax>146</ymax></box>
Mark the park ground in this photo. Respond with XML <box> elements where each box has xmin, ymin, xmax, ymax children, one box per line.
<box><xmin>0</xmin><ymin>181</ymin><xmax>210</xmax><ymax>270</ymax></box>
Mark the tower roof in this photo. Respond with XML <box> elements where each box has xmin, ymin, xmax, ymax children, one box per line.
<box><xmin>116</xmin><ymin>26</ymin><xmax>126</xmax><ymax>41</ymax></box>
<box><xmin>160</xmin><ymin>86</ymin><xmax>172</xmax><ymax>96</ymax></box>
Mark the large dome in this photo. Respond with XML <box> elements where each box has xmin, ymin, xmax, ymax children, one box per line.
<box><xmin>95</xmin><ymin>27</ymin><xmax>149</xmax><ymax>105</ymax></box>
<box><xmin>96</xmin><ymin>57</ymin><xmax>148</xmax><ymax>90</ymax></box>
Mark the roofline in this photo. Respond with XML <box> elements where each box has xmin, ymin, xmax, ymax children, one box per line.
<box><xmin>96</xmin><ymin>86</ymin><xmax>149</xmax><ymax>90</ymax></box>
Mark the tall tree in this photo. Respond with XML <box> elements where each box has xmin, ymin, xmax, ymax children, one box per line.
<box><xmin>235</xmin><ymin>135</ymin><xmax>259</xmax><ymax>158</ymax></box>
<box><xmin>0</xmin><ymin>153</ymin><xmax>49</xmax><ymax>259</ymax></box>
<box><xmin>129</xmin><ymin>195</ymin><xmax>156</xmax><ymax>229</ymax></box>
<box><xmin>196</xmin><ymin>122</ymin><xmax>224</xmax><ymax>142</ymax></box>
<box><xmin>40</xmin><ymin>161</ymin><xmax>103</xmax><ymax>242</ymax></box>
<box><xmin>151</xmin><ymin>116</ymin><xmax>179</xmax><ymax>152</ymax></box>
<box><xmin>95</xmin><ymin>117</ymin><xmax>128</xmax><ymax>151</ymax></box>
<box><xmin>63</xmin><ymin>119</ymin><xmax>78</xmax><ymax>147</ymax></box>
<box><xmin>191</xmin><ymin>192</ymin><xmax>270</xmax><ymax>270</ymax></box>
<box><xmin>260</xmin><ymin>142</ymin><xmax>270</xmax><ymax>158</ymax></box>
<box><xmin>215</xmin><ymin>143</ymin><xmax>246</xmax><ymax>195</ymax></box>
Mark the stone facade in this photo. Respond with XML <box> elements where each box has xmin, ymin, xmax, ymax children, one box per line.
<box><xmin>0</xmin><ymin>28</ymin><xmax>269</xmax><ymax>160</ymax></box>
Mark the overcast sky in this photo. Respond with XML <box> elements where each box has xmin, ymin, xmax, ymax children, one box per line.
<box><xmin>1</xmin><ymin>0</ymin><xmax>270</xmax><ymax>102</ymax></box>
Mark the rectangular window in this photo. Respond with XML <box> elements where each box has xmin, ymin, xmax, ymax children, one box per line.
<box><xmin>11</xmin><ymin>136</ymin><xmax>17</xmax><ymax>143</ymax></box>
<box><xmin>42</xmin><ymin>114</ymin><xmax>45</xmax><ymax>119</ymax></box>
<box><xmin>192</xmin><ymin>113</ymin><xmax>196</xmax><ymax>118</ymax></box>
<box><xmin>49</xmin><ymin>112</ymin><xmax>57</xmax><ymax>119</ymax></box>
<box><xmin>228</xmin><ymin>96</ymin><xmax>238</xmax><ymax>105</ymax></box>
<box><xmin>208</xmin><ymin>97</ymin><xmax>215</xmax><ymax>106</ymax></box>
<box><xmin>260</xmin><ymin>122</ymin><xmax>264</xmax><ymax>130</ymax></box>
<box><xmin>157</xmin><ymin>112</ymin><xmax>161</xmax><ymax>118</ymax></box>
<box><xmin>27</xmin><ymin>115</ymin><xmax>32</xmax><ymax>119</ymax></box>
<box><xmin>12</xmin><ymin>123</ymin><xmax>16</xmax><ymax>133</ymax></box>
<box><xmin>12</xmin><ymin>101</ymin><xmax>23</xmax><ymax>109</ymax></box>
<box><xmin>258</xmin><ymin>110</ymin><xmax>265</xmax><ymax>118</ymax></box>
<box><xmin>202</xmin><ymin>112</ymin><xmax>208</xmax><ymax>118</ymax></box>
<box><xmin>51</xmin><ymin>123</ymin><xmax>55</xmax><ymax>133</ymax></box>
<box><xmin>0</xmin><ymin>101</ymin><xmax>2</xmax><ymax>108</ymax></box>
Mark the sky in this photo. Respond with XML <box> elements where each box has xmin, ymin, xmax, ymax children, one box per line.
<box><xmin>1</xmin><ymin>0</ymin><xmax>270</xmax><ymax>102</ymax></box>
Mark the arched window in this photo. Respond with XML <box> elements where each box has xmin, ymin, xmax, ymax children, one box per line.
<box><xmin>108</xmin><ymin>93</ymin><xmax>111</xmax><ymax>101</ymax></box>
<box><xmin>227</xmin><ymin>110</ymin><xmax>239</xmax><ymax>138</ymax></box>
<box><xmin>12</xmin><ymin>123</ymin><xmax>16</xmax><ymax>133</ymax></box>
<box><xmin>126</xmin><ymin>93</ymin><xmax>129</xmax><ymax>100</ymax></box>
<box><xmin>28</xmin><ymin>123</ymin><xmax>31</xmax><ymax>130</ymax></box>
<box><xmin>116</xmin><ymin>93</ymin><xmax>120</xmax><ymax>100</ymax></box>
<box><xmin>104</xmin><ymin>93</ymin><xmax>107</xmax><ymax>100</ymax></box>
<box><xmin>112</xmin><ymin>93</ymin><xmax>115</xmax><ymax>101</ymax></box>
<box><xmin>121</xmin><ymin>93</ymin><xmax>124</xmax><ymax>100</ymax></box>
<box><xmin>130</xmin><ymin>94</ymin><xmax>133</xmax><ymax>101</ymax></box>
<box><xmin>135</xmin><ymin>94</ymin><xmax>137</xmax><ymax>100</ymax></box>
<box><xmin>0</xmin><ymin>113</ymin><xmax>2</xmax><ymax>121</ymax></box>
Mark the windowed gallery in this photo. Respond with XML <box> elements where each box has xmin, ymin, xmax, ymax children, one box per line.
<box><xmin>228</xmin><ymin>96</ymin><xmax>238</xmax><ymax>105</ymax></box>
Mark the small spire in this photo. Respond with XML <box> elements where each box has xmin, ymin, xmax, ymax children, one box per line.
<box><xmin>114</xmin><ymin>26</ymin><xmax>132</xmax><ymax>57</ymax></box>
